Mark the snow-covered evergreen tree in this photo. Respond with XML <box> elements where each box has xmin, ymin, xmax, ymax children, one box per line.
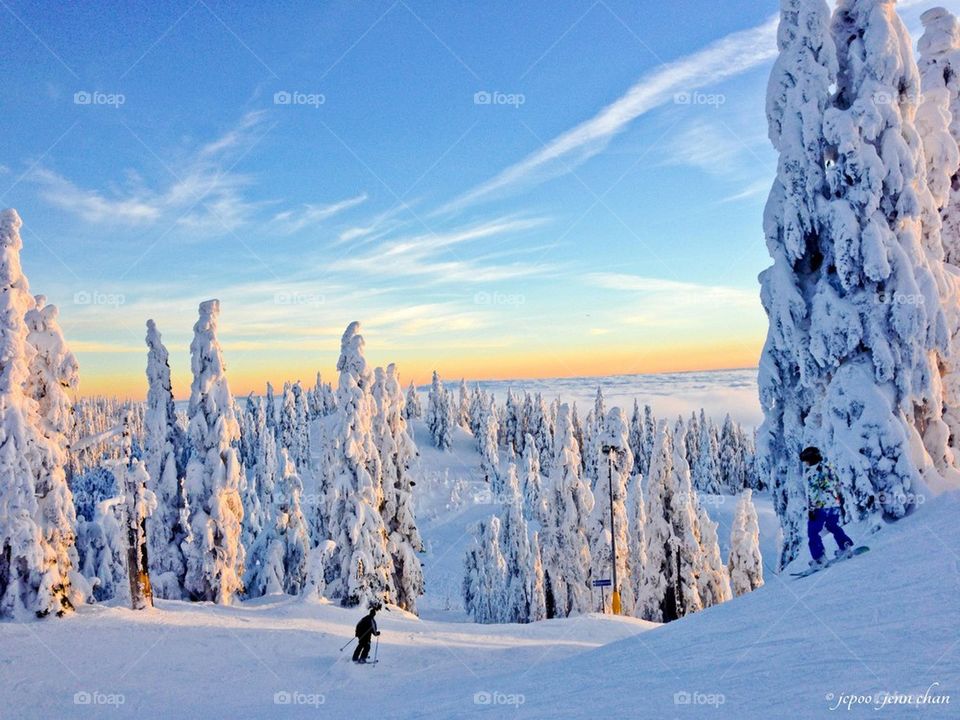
<box><xmin>588</xmin><ymin>408</ymin><xmax>633</xmax><ymax>614</ymax></box>
<box><xmin>379</xmin><ymin>364</ymin><xmax>424</xmax><ymax>613</ymax></box>
<box><xmin>181</xmin><ymin>300</ymin><xmax>246</xmax><ymax>604</ymax></box>
<box><xmin>540</xmin><ymin>403</ymin><xmax>593</xmax><ymax>617</ymax></box>
<box><xmin>520</xmin><ymin>434</ymin><xmax>542</xmax><ymax>521</ymax></box>
<box><xmin>529</xmin><ymin>531</ymin><xmax>547</xmax><ymax>622</ymax></box>
<box><xmin>629</xmin><ymin>473</ymin><xmax>652</xmax><ymax>620</ymax></box>
<box><xmin>326</xmin><ymin>322</ymin><xmax>395</xmax><ymax>607</ymax></box>
<box><xmin>457</xmin><ymin>378</ymin><xmax>471</xmax><ymax>429</ymax></box>
<box><xmin>463</xmin><ymin>517</ymin><xmax>507</xmax><ymax>624</ymax></box>
<box><xmin>0</xmin><ymin>210</ymin><xmax>79</xmax><ymax>618</ymax></box>
<box><xmin>815</xmin><ymin>0</ymin><xmax>952</xmax><ymax>511</ymax></box>
<box><xmin>477</xmin><ymin>394</ymin><xmax>500</xmax><ymax>488</ymax></box>
<box><xmin>717</xmin><ymin>415</ymin><xmax>744</xmax><ymax>493</ymax></box>
<box><xmin>918</xmin><ymin>8</ymin><xmax>960</xmax><ymax>469</ymax></box>
<box><xmin>637</xmin><ymin>420</ymin><xmax>673</xmax><ymax>622</ymax></box>
<box><xmin>729</xmin><ymin>489</ymin><xmax>764</xmax><ymax>597</ymax></box>
<box><xmin>920</xmin><ymin>7</ymin><xmax>960</xmax><ymax>266</ymax></box>
<box><xmin>628</xmin><ymin>400</ymin><xmax>644</xmax><ymax>477</ymax></box>
<box><xmin>696</xmin><ymin>503</ymin><xmax>731</xmax><ymax>608</ymax></box>
<box><xmin>143</xmin><ymin>319</ymin><xmax>189</xmax><ymax>599</ymax></box>
<box><xmin>246</xmin><ymin>447</ymin><xmax>309</xmax><ymax>596</ymax></box>
<box><xmin>242</xmin><ymin>426</ymin><xmax>280</xmax><ymax>597</ymax></box>
<box><xmin>23</xmin><ymin>291</ymin><xmax>82</xmax><ymax>616</ymax></box>
<box><xmin>528</xmin><ymin>394</ymin><xmax>554</xmax><ymax>478</ymax></box>
<box><xmin>691</xmin><ymin>413</ymin><xmax>721</xmax><ymax>494</ymax></box>
<box><xmin>426</xmin><ymin>371</ymin><xmax>453</xmax><ymax>451</ymax></box>
<box><xmin>500</xmin><ymin>464</ymin><xmax>537</xmax><ymax>623</ymax></box>
<box><xmin>404</xmin><ymin>380</ymin><xmax>422</xmax><ymax>420</ymax></box>
<box><xmin>667</xmin><ymin>419</ymin><xmax>704</xmax><ymax>618</ymax></box>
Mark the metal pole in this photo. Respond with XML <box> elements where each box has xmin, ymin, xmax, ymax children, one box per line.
<box><xmin>608</xmin><ymin>450</ymin><xmax>621</xmax><ymax>614</ymax></box>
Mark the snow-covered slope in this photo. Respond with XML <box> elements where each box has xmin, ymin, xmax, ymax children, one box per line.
<box><xmin>2</xmin><ymin>403</ymin><xmax>957</xmax><ymax>719</ymax></box>
<box><xmin>2</xmin><ymin>474</ymin><xmax>957</xmax><ymax>719</ymax></box>
<box><xmin>424</xmin><ymin>491</ymin><xmax>960</xmax><ymax>719</ymax></box>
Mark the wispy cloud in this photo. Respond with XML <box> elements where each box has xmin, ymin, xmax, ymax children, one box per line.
<box><xmin>28</xmin><ymin>111</ymin><xmax>342</xmax><ymax>238</ymax></box>
<box><xmin>586</xmin><ymin>272</ymin><xmax>758</xmax><ymax>324</ymax></box>
<box><xmin>665</xmin><ymin>120</ymin><xmax>764</xmax><ymax>174</ymax></box>
<box><xmin>718</xmin><ymin>179</ymin><xmax>770</xmax><ymax>205</ymax></box>
<box><xmin>31</xmin><ymin>168</ymin><xmax>162</xmax><ymax>223</ymax></box>
<box><xmin>436</xmin><ymin>15</ymin><xmax>779</xmax><ymax>214</ymax></box>
<box><xmin>271</xmin><ymin>193</ymin><xmax>368</xmax><ymax>234</ymax></box>
<box><xmin>329</xmin><ymin>215</ymin><xmax>554</xmax><ymax>283</ymax></box>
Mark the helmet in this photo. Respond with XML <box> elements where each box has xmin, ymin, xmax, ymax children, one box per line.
<box><xmin>800</xmin><ymin>446</ymin><xmax>822</xmax><ymax>465</ymax></box>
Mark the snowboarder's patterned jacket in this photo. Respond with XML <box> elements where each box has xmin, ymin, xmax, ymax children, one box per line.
<box><xmin>806</xmin><ymin>462</ymin><xmax>842</xmax><ymax>510</ymax></box>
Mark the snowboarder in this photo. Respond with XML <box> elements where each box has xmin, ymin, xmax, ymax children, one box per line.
<box><xmin>802</xmin><ymin>446</ymin><xmax>854</xmax><ymax>567</ymax></box>
<box><xmin>352</xmin><ymin>607</ymin><xmax>381</xmax><ymax>663</ymax></box>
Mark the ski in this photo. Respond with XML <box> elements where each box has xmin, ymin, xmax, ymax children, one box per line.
<box><xmin>791</xmin><ymin>546</ymin><xmax>869</xmax><ymax>578</ymax></box>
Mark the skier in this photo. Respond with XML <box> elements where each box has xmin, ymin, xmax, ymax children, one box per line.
<box><xmin>352</xmin><ymin>606</ymin><xmax>381</xmax><ymax>663</ymax></box>
<box><xmin>802</xmin><ymin>446</ymin><xmax>854</xmax><ymax>567</ymax></box>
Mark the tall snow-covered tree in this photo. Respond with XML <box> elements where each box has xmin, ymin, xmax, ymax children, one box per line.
<box><xmin>500</xmin><ymin>464</ymin><xmax>537</xmax><ymax>623</ymax></box>
<box><xmin>918</xmin><ymin>7</ymin><xmax>960</xmax><ymax>469</ymax></box>
<box><xmin>143</xmin><ymin>319</ymin><xmax>189</xmax><ymax>599</ymax></box>
<box><xmin>326</xmin><ymin>322</ymin><xmax>395</xmax><ymax>607</ymax></box>
<box><xmin>245</xmin><ymin>447</ymin><xmax>310</xmax><ymax>597</ymax></box>
<box><xmin>23</xmin><ymin>291</ymin><xmax>82</xmax><ymax>616</ymax></box>
<box><xmin>628</xmin><ymin>400</ymin><xmax>644</xmax><ymax>477</ymax></box>
<box><xmin>0</xmin><ymin>209</ymin><xmax>78</xmax><ymax>618</ymax></box>
<box><xmin>691</xmin><ymin>412</ymin><xmax>721</xmax><ymax>494</ymax></box>
<box><xmin>528</xmin><ymin>394</ymin><xmax>554</xmax><ymax>477</ymax></box>
<box><xmin>637</xmin><ymin>420</ymin><xmax>674</xmax><ymax>622</ymax></box>
<box><xmin>520</xmin><ymin>434</ymin><xmax>542</xmax><ymax>521</ymax></box>
<box><xmin>812</xmin><ymin>0</ymin><xmax>953</xmax><ymax>512</ymax></box>
<box><xmin>181</xmin><ymin>300</ymin><xmax>246</xmax><ymax>605</ymax></box>
<box><xmin>696</xmin><ymin>503</ymin><xmax>732</xmax><ymax>608</ymax></box>
<box><xmin>920</xmin><ymin>7</ymin><xmax>960</xmax><ymax>265</ymax></box>
<box><xmin>629</xmin><ymin>473</ymin><xmax>653</xmax><ymax>620</ymax></box>
<box><xmin>540</xmin><ymin>403</ymin><xmax>593</xmax><ymax>617</ymax></box>
<box><xmin>426</xmin><ymin>371</ymin><xmax>453</xmax><ymax>451</ymax></box>
<box><xmin>729</xmin><ymin>489</ymin><xmax>764</xmax><ymax>597</ymax></box>
<box><xmin>477</xmin><ymin>394</ymin><xmax>500</xmax><ymax>488</ymax></box>
<box><xmin>588</xmin><ymin>408</ymin><xmax>633</xmax><ymax>614</ymax></box>
<box><xmin>463</xmin><ymin>517</ymin><xmax>507</xmax><ymax>624</ymax></box>
<box><xmin>404</xmin><ymin>380</ymin><xmax>422</xmax><ymax>420</ymax></box>
<box><xmin>377</xmin><ymin>364</ymin><xmax>424</xmax><ymax>613</ymax></box>
<box><xmin>242</xmin><ymin>426</ymin><xmax>280</xmax><ymax>597</ymax></box>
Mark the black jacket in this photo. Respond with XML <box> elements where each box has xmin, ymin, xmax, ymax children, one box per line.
<box><xmin>355</xmin><ymin>615</ymin><xmax>378</xmax><ymax>641</ymax></box>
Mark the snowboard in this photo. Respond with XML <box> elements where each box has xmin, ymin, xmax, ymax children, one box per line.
<box><xmin>791</xmin><ymin>546</ymin><xmax>869</xmax><ymax>578</ymax></box>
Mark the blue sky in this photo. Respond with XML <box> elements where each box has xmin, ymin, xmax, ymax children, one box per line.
<box><xmin>0</xmin><ymin>0</ymin><xmax>954</xmax><ymax>397</ymax></box>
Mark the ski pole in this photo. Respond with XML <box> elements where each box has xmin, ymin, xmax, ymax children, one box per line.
<box><xmin>340</xmin><ymin>637</ymin><xmax>356</xmax><ymax>652</ymax></box>
<box><xmin>374</xmin><ymin>635</ymin><xmax>379</xmax><ymax>663</ymax></box>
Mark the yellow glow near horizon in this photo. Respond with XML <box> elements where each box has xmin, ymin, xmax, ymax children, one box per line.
<box><xmin>75</xmin><ymin>336</ymin><xmax>764</xmax><ymax>400</ymax></box>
